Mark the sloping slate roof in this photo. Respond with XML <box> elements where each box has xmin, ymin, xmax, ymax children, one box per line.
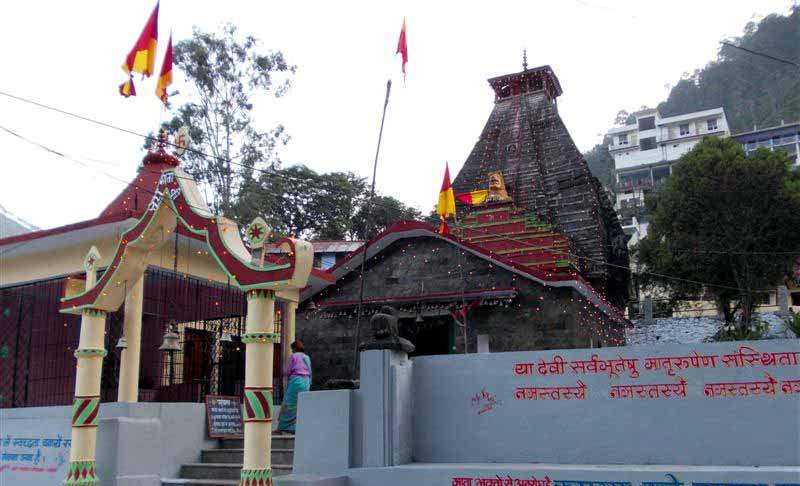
<box><xmin>301</xmin><ymin>220</ymin><xmax>628</xmax><ymax>324</ymax></box>
<box><xmin>0</xmin><ymin>204</ymin><xmax>38</xmax><ymax>239</ymax></box>
<box><xmin>265</xmin><ymin>240</ymin><xmax>364</xmax><ymax>254</ymax></box>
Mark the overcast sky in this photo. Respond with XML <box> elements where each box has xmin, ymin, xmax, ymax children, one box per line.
<box><xmin>0</xmin><ymin>0</ymin><xmax>793</xmax><ymax>230</ymax></box>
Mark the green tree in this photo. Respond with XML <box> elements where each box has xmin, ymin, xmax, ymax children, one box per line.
<box><xmin>163</xmin><ymin>24</ymin><xmax>295</xmax><ymax>215</ymax></box>
<box><xmin>634</xmin><ymin>137</ymin><xmax>800</xmax><ymax>331</ymax></box>
<box><xmin>658</xmin><ymin>6</ymin><xmax>800</xmax><ymax>132</ymax></box>
<box><xmin>351</xmin><ymin>195</ymin><xmax>421</xmax><ymax>240</ymax></box>
<box><xmin>236</xmin><ymin>165</ymin><xmax>368</xmax><ymax>239</ymax></box>
<box><xmin>583</xmin><ymin>143</ymin><xmax>615</xmax><ymax>189</ymax></box>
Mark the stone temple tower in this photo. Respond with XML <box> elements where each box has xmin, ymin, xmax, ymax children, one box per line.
<box><xmin>452</xmin><ymin>63</ymin><xmax>630</xmax><ymax>307</ymax></box>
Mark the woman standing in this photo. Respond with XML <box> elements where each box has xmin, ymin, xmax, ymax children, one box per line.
<box><xmin>277</xmin><ymin>340</ymin><xmax>311</xmax><ymax>433</ymax></box>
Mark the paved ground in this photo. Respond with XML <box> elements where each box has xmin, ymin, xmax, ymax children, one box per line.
<box><xmin>625</xmin><ymin>312</ymin><xmax>796</xmax><ymax>346</ymax></box>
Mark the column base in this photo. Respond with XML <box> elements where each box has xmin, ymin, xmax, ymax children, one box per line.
<box><xmin>64</xmin><ymin>460</ymin><xmax>98</xmax><ymax>485</ymax></box>
<box><xmin>241</xmin><ymin>467</ymin><xmax>273</xmax><ymax>486</ymax></box>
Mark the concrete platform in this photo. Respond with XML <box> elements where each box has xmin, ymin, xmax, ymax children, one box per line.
<box><xmin>278</xmin><ymin>462</ymin><xmax>800</xmax><ymax>486</ymax></box>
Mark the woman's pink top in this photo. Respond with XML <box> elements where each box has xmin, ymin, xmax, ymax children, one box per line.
<box><xmin>285</xmin><ymin>352</ymin><xmax>311</xmax><ymax>378</ymax></box>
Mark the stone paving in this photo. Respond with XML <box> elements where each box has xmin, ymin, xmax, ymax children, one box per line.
<box><xmin>626</xmin><ymin>312</ymin><xmax>796</xmax><ymax>346</ymax></box>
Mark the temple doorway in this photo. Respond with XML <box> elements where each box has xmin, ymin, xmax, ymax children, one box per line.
<box><xmin>399</xmin><ymin>316</ymin><xmax>454</xmax><ymax>357</ymax></box>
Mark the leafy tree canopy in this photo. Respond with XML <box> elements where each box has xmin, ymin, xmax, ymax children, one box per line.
<box><xmin>236</xmin><ymin>165</ymin><xmax>420</xmax><ymax>241</ymax></box>
<box><xmin>350</xmin><ymin>195</ymin><xmax>422</xmax><ymax>241</ymax></box>
<box><xmin>634</xmin><ymin>137</ymin><xmax>800</xmax><ymax>328</ymax></box>
<box><xmin>583</xmin><ymin>143</ymin><xmax>615</xmax><ymax>189</ymax></box>
<box><xmin>658</xmin><ymin>6</ymin><xmax>800</xmax><ymax>132</ymax></box>
<box><xmin>163</xmin><ymin>24</ymin><xmax>295</xmax><ymax>215</ymax></box>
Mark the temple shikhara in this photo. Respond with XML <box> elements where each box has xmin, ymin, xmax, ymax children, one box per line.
<box><xmin>452</xmin><ymin>64</ymin><xmax>629</xmax><ymax>308</ymax></box>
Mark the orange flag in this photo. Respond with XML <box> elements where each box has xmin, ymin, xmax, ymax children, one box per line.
<box><xmin>155</xmin><ymin>34</ymin><xmax>173</xmax><ymax>105</ymax></box>
<box><xmin>119</xmin><ymin>1</ymin><xmax>159</xmax><ymax>97</ymax></box>
<box><xmin>436</xmin><ymin>163</ymin><xmax>456</xmax><ymax>234</ymax></box>
<box><xmin>396</xmin><ymin>18</ymin><xmax>408</xmax><ymax>80</ymax></box>
<box><xmin>456</xmin><ymin>190</ymin><xmax>489</xmax><ymax>205</ymax></box>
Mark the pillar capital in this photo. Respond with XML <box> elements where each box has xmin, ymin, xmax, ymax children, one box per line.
<box><xmin>82</xmin><ymin>308</ymin><xmax>107</xmax><ymax>318</ymax></box>
<box><xmin>247</xmin><ymin>289</ymin><xmax>275</xmax><ymax>300</ymax></box>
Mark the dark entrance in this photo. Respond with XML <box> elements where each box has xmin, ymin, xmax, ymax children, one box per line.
<box><xmin>399</xmin><ymin>316</ymin><xmax>454</xmax><ymax>357</ymax></box>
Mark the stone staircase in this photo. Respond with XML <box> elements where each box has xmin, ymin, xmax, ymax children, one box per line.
<box><xmin>161</xmin><ymin>434</ymin><xmax>294</xmax><ymax>486</ymax></box>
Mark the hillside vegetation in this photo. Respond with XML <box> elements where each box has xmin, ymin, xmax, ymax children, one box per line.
<box><xmin>658</xmin><ymin>6</ymin><xmax>800</xmax><ymax>133</ymax></box>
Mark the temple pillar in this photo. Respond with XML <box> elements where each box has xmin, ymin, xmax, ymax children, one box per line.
<box><xmin>118</xmin><ymin>275</ymin><xmax>144</xmax><ymax>402</ymax></box>
<box><xmin>240</xmin><ymin>289</ymin><xmax>278</xmax><ymax>486</ymax></box>
<box><xmin>65</xmin><ymin>307</ymin><xmax>107</xmax><ymax>485</ymax></box>
<box><xmin>282</xmin><ymin>300</ymin><xmax>298</xmax><ymax>389</ymax></box>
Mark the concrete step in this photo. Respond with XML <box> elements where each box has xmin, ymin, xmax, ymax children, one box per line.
<box><xmin>221</xmin><ymin>434</ymin><xmax>294</xmax><ymax>450</ymax></box>
<box><xmin>201</xmin><ymin>448</ymin><xmax>294</xmax><ymax>465</ymax></box>
<box><xmin>180</xmin><ymin>463</ymin><xmax>292</xmax><ymax>480</ymax></box>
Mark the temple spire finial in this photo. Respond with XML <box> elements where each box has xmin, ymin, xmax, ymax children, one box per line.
<box><xmin>522</xmin><ymin>49</ymin><xmax>528</xmax><ymax>71</ymax></box>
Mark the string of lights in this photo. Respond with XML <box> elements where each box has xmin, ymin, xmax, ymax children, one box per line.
<box><xmin>449</xmin><ymin>219</ymin><xmax>783</xmax><ymax>294</ymax></box>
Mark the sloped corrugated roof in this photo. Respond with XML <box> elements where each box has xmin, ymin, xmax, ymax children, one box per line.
<box><xmin>0</xmin><ymin>204</ymin><xmax>38</xmax><ymax>239</ymax></box>
<box><xmin>265</xmin><ymin>240</ymin><xmax>363</xmax><ymax>254</ymax></box>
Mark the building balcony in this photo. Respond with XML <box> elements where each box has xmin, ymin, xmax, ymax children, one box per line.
<box><xmin>608</xmin><ymin>141</ymin><xmax>639</xmax><ymax>152</ymax></box>
<box><xmin>616</xmin><ymin>179</ymin><xmax>653</xmax><ymax>192</ymax></box>
<box><xmin>744</xmin><ymin>134</ymin><xmax>799</xmax><ymax>150</ymax></box>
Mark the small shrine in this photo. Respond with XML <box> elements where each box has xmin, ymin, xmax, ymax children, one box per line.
<box><xmin>299</xmin><ymin>171</ymin><xmax>627</xmax><ymax>388</ymax></box>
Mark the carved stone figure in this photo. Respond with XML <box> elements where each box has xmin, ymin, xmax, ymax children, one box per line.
<box><xmin>486</xmin><ymin>171</ymin><xmax>513</xmax><ymax>203</ymax></box>
<box><xmin>359</xmin><ymin>305</ymin><xmax>415</xmax><ymax>353</ymax></box>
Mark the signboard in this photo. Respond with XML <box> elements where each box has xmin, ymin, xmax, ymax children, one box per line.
<box><xmin>205</xmin><ymin>395</ymin><xmax>244</xmax><ymax>438</ymax></box>
<box><xmin>0</xmin><ymin>418</ymin><xmax>72</xmax><ymax>486</ymax></box>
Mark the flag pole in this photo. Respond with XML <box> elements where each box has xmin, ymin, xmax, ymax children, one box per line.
<box><xmin>453</xmin><ymin>207</ymin><xmax>469</xmax><ymax>353</ymax></box>
<box><xmin>352</xmin><ymin>79</ymin><xmax>392</xmax><ymax>375</ymax></box>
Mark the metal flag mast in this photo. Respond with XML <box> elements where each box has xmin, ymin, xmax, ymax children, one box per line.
<box><xmin>352</xmin><ymin>79</ymin><xmax>392</xmax><ymax>373</ymax></box>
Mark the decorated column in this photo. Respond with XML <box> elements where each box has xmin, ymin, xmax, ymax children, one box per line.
<box><xmin>118</xmin><ymin>274</ymin><xmax>144</xmax><ymax>402</ymax></box>
<box><xmin>282</xmin><ymin>300</ymin><xmax>298</xmax><ymax>389</ymax></box>
<box><xmin>241</xmin><ymin>289</ymin><xmax>279</xmax><ymax>486</ymax></box>
<box><xmin>65</xmin><ymin>247</ymin><xmax>106</xmax><ymax>485</ymax></box>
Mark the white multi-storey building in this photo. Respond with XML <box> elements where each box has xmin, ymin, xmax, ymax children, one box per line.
<box><xmin>606</xmin><ymin>107</ymin><xmax>730</xmax><ymax>247</ymax></box>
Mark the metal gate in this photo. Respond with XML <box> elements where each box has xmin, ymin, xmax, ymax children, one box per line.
<box><xmin>159</xmin><ymin>316</ymin><xmax>246</xmax><ymax>399</ymax></box>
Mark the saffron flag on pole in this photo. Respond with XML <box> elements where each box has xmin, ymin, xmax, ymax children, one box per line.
<box><xmin>119</xmin><ymin>78</ymin><xmax>136</xmax><ymax>97</ymax></box>
<box><xmin>155</xmin><ymin>33</ymin><xmax>173</xmax><ymax>106</ymax></box>
<box><xmin>119</xmin><ymin>1</ymin><xmax>159</xmax><ymax>97</ymax></box>
<box><xmin>396</xmin><ymin>18</ymin><xmax>408</xmax><ymax>80</ymax></box>
<box><xmin>436</xmin><ymin>163</ymin><xmax>456</xmax><ymax>234</ymax></box>
<box><xmin>456</xmin><ymin>190</ymin><xmax>489</xmax><ymax>206</ymax></box>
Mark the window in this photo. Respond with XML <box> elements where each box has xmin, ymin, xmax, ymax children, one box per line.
<box><xmin>618</xmin><ymin>134</ymin><xmax>628</xmax><ymax>145</ymax></box>
<box><xmin>679</xmin><ymin>124</ymin><xmax>690</xmax><ymax>136</ymax></box>
<box><xmin>640</xmin><ymin>137</ymin><xmax>656</xmax><ymax>151</ymax></box>
<box><xmin>638</xmin><ymin>116</ymin><xmax>656</xmax><ymax>131</ymax></box>
<box><xmin>707</xmin><ymin>118</ymin><xmax>718</xmax><ymax>131</ymax></box>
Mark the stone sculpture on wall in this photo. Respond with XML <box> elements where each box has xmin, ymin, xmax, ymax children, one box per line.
<box><xmin>359</xmin><ymin>306</ymin><xmax>415</xmax><ymax>354</ymax></box>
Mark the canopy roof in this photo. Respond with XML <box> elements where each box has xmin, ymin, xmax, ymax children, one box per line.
<box><xmin>60</xmin><ymin>161</ymin><xmax>314</xmax><ymax>314</ymax></box>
